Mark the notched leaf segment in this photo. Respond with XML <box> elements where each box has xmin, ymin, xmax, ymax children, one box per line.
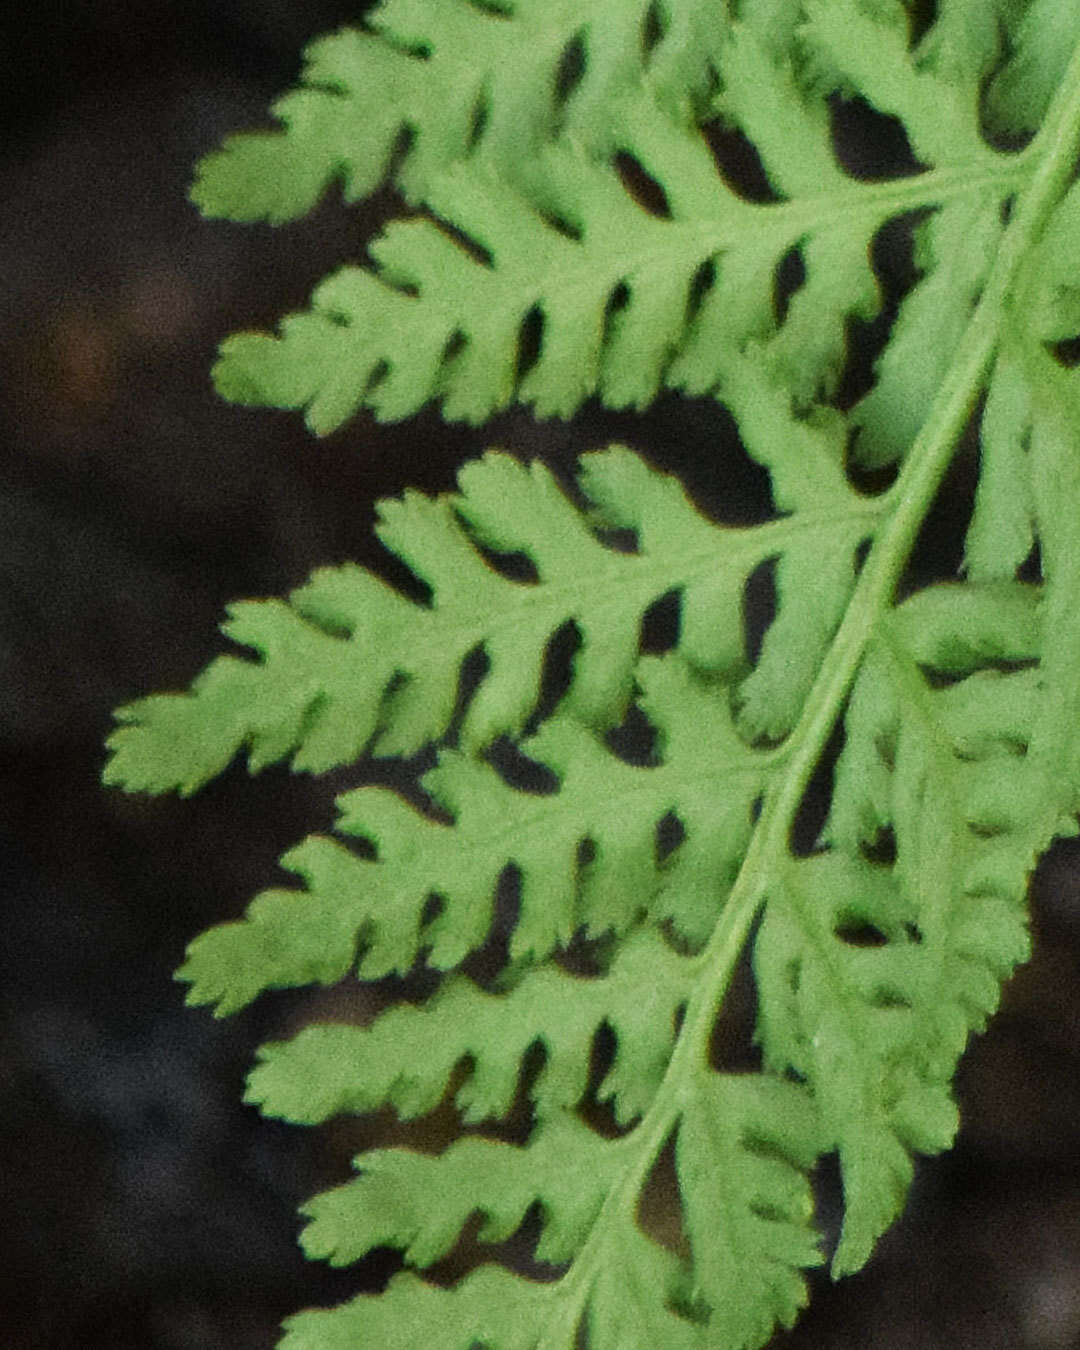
<box><xmin>103</xmin><ymin>447</ymin><xmax>870</xmax><ymax>795</ymax></box>
<box><xmin>191</xmin><ymin>0</ymin><xmax>720</xmax><ymax>222</ymax></box>
<box><xmin>209</xmin><ymin>0</ymin><xmax>1029</xmax><ymax>446</ymax></box>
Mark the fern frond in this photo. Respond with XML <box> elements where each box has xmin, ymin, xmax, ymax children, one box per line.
<box><xmin>191</xmin><ymin>0</ymin><xmax>720</xmax><ymax>224</ymax></box>
<box><xmin>757</xmin><ymin>574</ymin><xmax>1070</xmax><ymax>1276</ymax></box>
<box><xmin>211</xmin><ymin>2</ymin><xmax>1029</xmax><ymax>445</ymax></box>
<box><xmin>104</xmin><ymin>446</ymin><xmax>875</xmax><ymax>794</ymax></box>
<box><xmin>286</xmin><ymin>1074</ymin><xmax>823</xmax><ymax>1350</ymax></box>
<box><xmin>279</xmin><ymin>1268</ymin><xmax>550</xmax><ymax>1350</ymax></box>
<box><xmin>175</xmin><ymin>652</ymin><xmax>774</xmax><ymax>1007</ymax></box>
<box><xmin>301</xmin><ymin>1114</ymin><xmax>620</xmax><ymax>1268</ymax></box>
<box><xmin>245</xmin><ymin>926</ymin><xmax>694</xmax><ymax>1128</ymax></box>
<box><xmin>102</xmin><ymin>4</ymin><xmax>1080</xmax><ymax>1348</ymax></box>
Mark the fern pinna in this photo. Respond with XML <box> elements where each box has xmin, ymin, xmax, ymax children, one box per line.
<box><xmin>103</xmin><ymin>2</ymin><xmax>1080</xmax><ymax>1345</ymax></box>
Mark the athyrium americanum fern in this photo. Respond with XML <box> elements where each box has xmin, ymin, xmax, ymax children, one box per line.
<box><xmin>103</xmin><ymin>1</ymin><xmax>1080</xmax><ymax>1345</ymax></box>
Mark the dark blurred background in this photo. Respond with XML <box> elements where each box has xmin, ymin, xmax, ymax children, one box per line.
<box><xmin>2</xmin><ymin>3</ymin><xmax>1080</xmax><ymax>1347</ymax></box>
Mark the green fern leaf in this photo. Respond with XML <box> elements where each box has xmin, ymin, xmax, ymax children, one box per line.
<box><xmin>300</xmin><ymin>1115</ymin><xmax>619</xmax><ymax>1268</ymax></box>
<box><xmin>279</xmin><ymin>1268</ymin><xmax>549</xmax><ymax>1350</ymax></box>
<box><xmin>104</xmin><ymin>445</ymin><xmax>874</xmax><ymax>793</ymax></box>
<box><xmin>210</xmin><ymin>0</ymin><xmax>1031</xmax><ymax>443</ymax></box>
<box><xmin>677</xmin><ymin>1075</ymin><xmax>824</xmax><ymax>1343</ymax></box>
<box><xmin>985</xmin><ymin>0</ymin><xmax>1080</xmax><ymax>136</ymax></box>
<box><xmin>764</xmin><ymin>575</ymin><xmax>1071</xmax><ymax>1275</ymax></box>
<box><xmin>244</xmin><ymin>926</ymin><xmax>694</xmax><ymax>1127</ymax></box>
<box><xmin>175</xmin><ymin>652</ymin><xmax>771</xmax><ymax>1007</ymax></box>
<box><xmin>103</xmin><ymin>3</ymin><xmax>1080</xmax><ymax>1347</ymax></box>
<box><xmin>191</xmin><ymin>0</ymin><xmax>719</xmax><ymax>223</ymax></box>
<box><xmin>291</xmin><ymin>1077</ymin><xmax>823</xmax><ymax>1349</ymax></box>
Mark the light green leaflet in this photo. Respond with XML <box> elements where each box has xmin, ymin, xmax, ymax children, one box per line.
<box><xmin>104</xmin><ymin>2</ymin><xmax>1080</xmax><ymax>1346</ymax></box>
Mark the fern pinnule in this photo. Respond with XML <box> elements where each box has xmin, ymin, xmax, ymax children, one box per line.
<box><xmin>278</xmin><ymin>1268</ymin><xmax>550</xmax><ymax>1350</ymax></box>
<box><xmin>245</xmin><ymin>925</ymin><xmax>694</xmax><ymax>1128</ymax></box>
<box><xmin>190</xmin><ymin>0</ymin><xmax>720</xmax><ymax>224</ymax></box>
<box><xmin>983</xmin><ymin>0</ymin><xmax>1080</xmax><ymax>137</ymax></box>
<box><xmin>176</xmin><ymin>650</ymin><xmax>773</xmax><ymax>1010</ymax></box>
<box><xmin>280</xmin><ymin>1070</ymin><xmax>825</xmax><ymax>1350</ymax></box>
<box><xmin>768</xmin><ymin>577</ymin><xmax>1073</xmax><ymax>1276</ymax></box>
<box><xmin>104</xmin><ymin>445</ymin><xmax>874</xmax><ymax>793</ymax></box>
<box><xmin>208</xmin><ymin>1</ymin><xmax>1033</xmax><ymax>453</ymax></box>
